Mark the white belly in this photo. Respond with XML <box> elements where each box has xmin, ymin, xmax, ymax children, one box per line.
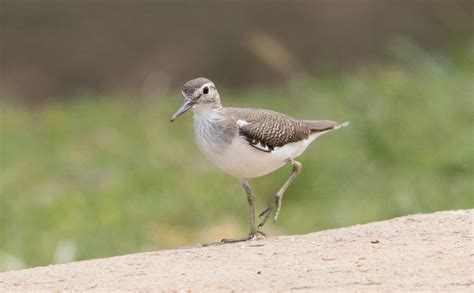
<box><xmin>195</xmin><ymin>134</ymin><xmax>315</xmax><ymax>179</ymax></box>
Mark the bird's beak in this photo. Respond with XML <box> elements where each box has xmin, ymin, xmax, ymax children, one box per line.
<box><xmin>170</xmin><ymin>100</ymin><xmax>194</xmax><ymax>122</ymax></box>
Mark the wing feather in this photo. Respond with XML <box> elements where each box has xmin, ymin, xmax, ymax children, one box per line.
<box><xmin>228</xmin><ymin>108</ymin><xmax>311</xmax><ymax>153</ymax></box>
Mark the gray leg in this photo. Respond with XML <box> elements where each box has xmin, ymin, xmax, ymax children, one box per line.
<box><xmin>241</xmin><ymin>178</ymin><xmax>257</xmax><ymax>236</ymax></box>
<box><xmin>259</xmin><ymin>159</ymin><xmax>302</xmax><ymax>228</ymax></box>
<box><xmin>221</xmin><ymin>179</ymin><xmax>263</xmax><ymax>243</ymax></box>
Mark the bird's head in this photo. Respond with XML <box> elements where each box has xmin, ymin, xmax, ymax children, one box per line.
<box><xmin>170</xmin><ymin>77</ymin><xmax>220</xmax><ymax>122</ymax></box>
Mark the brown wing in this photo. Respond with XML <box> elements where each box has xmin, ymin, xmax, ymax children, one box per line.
<box><xmin>226</xmin><ymin>108</ymin><xmax>311</xmax><ymax>152</ymax></box>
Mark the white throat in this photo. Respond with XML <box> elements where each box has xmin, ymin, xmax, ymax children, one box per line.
<box><xmin>192</xmin><ymin>104</ymin><xmax>219</xmax><ymax>118</ymax></box>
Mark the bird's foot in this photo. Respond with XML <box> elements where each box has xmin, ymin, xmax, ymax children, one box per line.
<box><xmin>221</xmin><ymin>230</ymin><xmax>265</xmax><ymax>244</ymax></box>
<box><xmin>258</xmin><ymin>193</ymin><xmax>284</xmax><ymax>228</ymax></box>
<box><xmin>258</xmin><ymin>204</ymin><xmax>274</xmax><ymax>229</ymax></box>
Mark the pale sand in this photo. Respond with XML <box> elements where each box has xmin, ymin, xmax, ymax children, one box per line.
<box><xmin>1</xmin><ymin>210</ymin><xmax>472</xmax><ymax>291</ymax></box>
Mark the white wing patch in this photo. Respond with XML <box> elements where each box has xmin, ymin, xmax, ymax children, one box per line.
<box><xmin>248</xmin><ymin>141</ymin><xmax>274</xmax><ymax>153</ymax></box>
<box><xmin>237</xmin><ymin>119</ymin><xmax>249</xmax><ymax>127</ymax></box>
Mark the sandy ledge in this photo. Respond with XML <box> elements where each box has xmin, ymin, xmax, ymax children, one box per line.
<box><xmin>1</xmin><ymin>209</ymin><xmax>472</xmax><ymax>291</ymax></box>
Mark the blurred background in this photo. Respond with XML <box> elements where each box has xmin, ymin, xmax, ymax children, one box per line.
<box><xmin>0</xmin><ymin>0</ymin><xmax>473</xmax><ymax>271</ymax></box>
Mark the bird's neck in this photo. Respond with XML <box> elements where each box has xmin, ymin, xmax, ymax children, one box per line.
<box><xmin>192</xmin><ymin>103</ymin><xmax>234</xmax><ymax>146</ymax></box>
<box><xmin>192</xmin><ymin>103</ymin><xmax>225</xmax><ymax>121</ymax></box>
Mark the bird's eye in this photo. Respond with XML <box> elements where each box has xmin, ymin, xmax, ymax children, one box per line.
<box><xmin>203</xmin><ymin>86</ymin><xmax>209</xmax><ymax>95</ymax></box>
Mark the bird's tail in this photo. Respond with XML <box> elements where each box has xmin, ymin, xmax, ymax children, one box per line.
<box><xmin>300</xmin><ymin>120</ymin><xmax>349</xmax><ymax>134</ymax></box>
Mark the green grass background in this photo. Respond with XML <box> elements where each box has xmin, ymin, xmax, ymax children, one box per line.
<box><xmin>1</xmin><ymin>42</ymin><xmax>473</xmax><ymax>270</ymax></box>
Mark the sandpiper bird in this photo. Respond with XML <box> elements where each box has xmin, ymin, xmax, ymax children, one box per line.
<box><xmin>171</xmin><ymin>77</ymin><xmax>348</xmax><ymax>242</ymax></box>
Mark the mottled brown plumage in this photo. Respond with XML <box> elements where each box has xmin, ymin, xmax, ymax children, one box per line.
<box><xmin>225</xmin><ymin>108</ymin><xmax>311</xmax><ymax>150</ymax></box>
<box><xmin>223</xmin><ymin>108</ymin><xmax>342</xmax><ymax>152</ymax></box>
